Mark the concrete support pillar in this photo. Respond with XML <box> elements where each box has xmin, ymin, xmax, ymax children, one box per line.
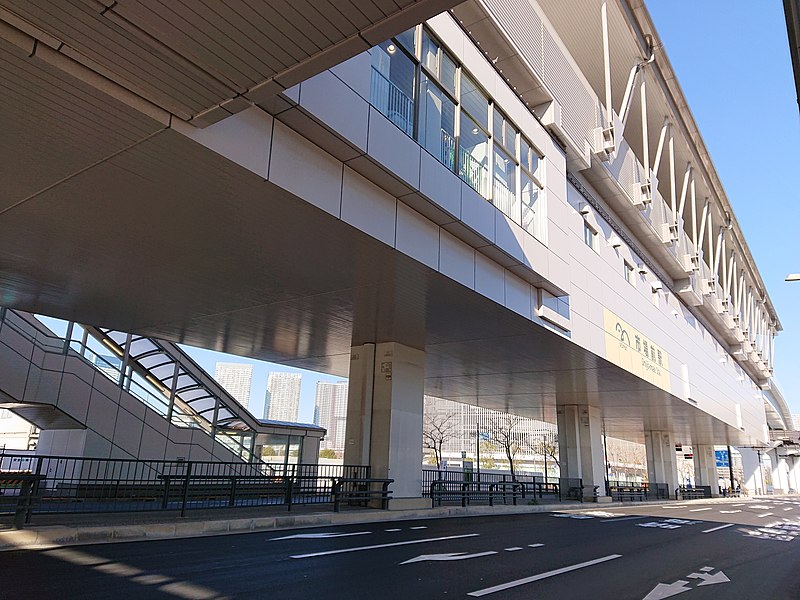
<box><xmin>557</xmin><ymin>405</ymin><xmax>610</xmax><ymax>502</ymax></box>
<box><xmin>343</xmin><ymin>342</ymin><xmax>426</xmax><ymax>508</ymax></box>
<box><xmin>644</xmin><ymin>430</ymin><xmax>680</xmax><ymax>497</ymax></box>
<box><xmin>693</xmin><ymin>445</ymin><xmax>719</xmax><ymax>497</ymax></box>
<box><xmin>788</xmin><ymin>456</ymin><xmax>800</xmax><ymax>494</ymax></box>
<box><xmin>737</xmin><ymin>447</ymin><xmax>765</xmax><ymax>495</ymax></box>
<box><xmin>769</xmin><ymin>449</ymin><xmax>789</xmax><ymax>495</ymax></box>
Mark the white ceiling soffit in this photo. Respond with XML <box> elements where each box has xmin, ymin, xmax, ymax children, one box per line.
<box><xmin>0</xmin><ymin>0</ymin><xmax>462</xmax><ymax>126</ymax></box>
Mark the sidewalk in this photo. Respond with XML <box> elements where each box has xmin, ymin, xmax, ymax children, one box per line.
<box><xmin>0</xmin><ymin>494</ymin><xmax>759</xmax><ymax>552</ymax></box>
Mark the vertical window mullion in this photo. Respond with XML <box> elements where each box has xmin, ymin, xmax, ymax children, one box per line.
<box><xmin>488</xmin><ymin>103</ymin><xmax>494</xmax><ymax>202</ymax></box>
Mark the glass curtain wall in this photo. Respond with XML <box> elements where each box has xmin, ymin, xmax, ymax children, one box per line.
<box><xmin>369</xmin><ymin>25</ymin><xmax>546</xmax><ymax>243</ymax></box>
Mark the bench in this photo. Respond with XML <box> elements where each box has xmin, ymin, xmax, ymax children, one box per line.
<box><xmin>609</xmin><ymin>486</ymin><xmax>646</xmax><ymax>502</ymax></box>
<box><xmin>0</xmin><ymin>472</ymin><xmax>46</xmax><ymax>529</ymax></box>
<box><xmin>429</xmin><ymin>481</ymin><xmax>525</xmax><ymax>508</ymax></box>
<box><xmin>332</xmin><ymin>478</ymin><xmax>393</xmax><ymax>511</ymax></box>
<box><xmin>675</xmin><ymin>487</ymin><xmax>711</xmax><ymax>500</ymax></box>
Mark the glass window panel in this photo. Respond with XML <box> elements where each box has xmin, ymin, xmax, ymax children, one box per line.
<box><xmin>421</xmin><ymin>29</ymin><xmax>439</xmax><ymax>74</ymax></box>
<box><xmin>440</xmin><ymin>51</ymin><xmax>457</xmax><ymax>95</ymax></box>
<box><xmin>396</xmin><ymin>27</ymin><xmax>417</xmax><ymax>56</ymax></box>
<box><xmin>522</xmin><ymin>173</ymin><xmax>543</xmax><ymax>239</ymax></box>
<box><xmin>520</xmin><ymin>137</ymin><xmax>531</xmax><ymax>170</ymax></box>
<box><xmin>493</xmin><ymin>147</ymin><xmax>517</xmax><ymax>221</ymax></box>
<box><xmin>261</xmin><ymin>433</ymin><xmax>288</xmax><ymax>463</ymax></box>
<box><xmin>505</xmin><ymin>120</ymin><xmax>518</xmax><ymax>155</ymax></box>
<box><xmin>460</xmin><ymin>74</ymin><xmax>488</xmax><ymax>130</ymax></box>
<box><xmin>493</xmin><ymin>109</ymin><xmax>503</xmax><ymax>143</ymax></box>
<box><xmin>287</xmin><ymin>435</ymin><xmax>303</xmax><ymax>465</ymax></box>
<box><xmin>460</xmin><ymin>113</ymin><xmax>489</xmax><ymax>197</ymax></box>
<box><xmin>370</xmin><ymin>41</ymin><xmax>416</xmax><ymax>137</ymax></box>
<box><xmin>419</xmin><ymin>73</ymin><xmax>456</xmax><ymax>171</ymax></box>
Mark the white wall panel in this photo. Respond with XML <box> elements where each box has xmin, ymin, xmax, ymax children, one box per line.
<box><xmin>341</xmin><ymin>167</ymin><xmax>397</xmax><ymax>247</ymax></box>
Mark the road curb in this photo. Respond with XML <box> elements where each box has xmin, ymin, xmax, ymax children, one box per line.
<box><xmin>0</xmin><ymin>502</ymin><xmax>589</xmax><ymax>551</ymax></box>
<box><xmin>0</xmin><ymin>495</ymin><xmax>767</xmax><ymax>551</ymax></box>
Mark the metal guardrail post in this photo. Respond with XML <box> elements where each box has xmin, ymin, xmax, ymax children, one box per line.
<box><xmin>180</xmin><ymin>462</ymin><xmax>193</xmax><ymax>518</ymax></box>
<box><xmin>285</xmin><ymin>476</ymin><xmax>294</xmax><ymax>512</ymax></box>
<box><xmin>28</xmin><ymin>456</ymin><xmax>43</xmax><ymax>524</ymax></box>
<box><xmin>228</xmin><ymin>476</ymin><xmax>237</xmax><ymax>508</ymax></box>
<box><xmin>162</xmin><ymin>475</ymin><xmax>171</xmax><ymax>510</ymax></box>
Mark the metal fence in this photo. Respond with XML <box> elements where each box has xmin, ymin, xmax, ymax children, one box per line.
<box><xmin>0</xmin><ymin>453</ymin><xmax>370</xmax><ymax>525</ymax></box>
<box><xmin>422</xmin><ymin>469</ymin><xmax>583</xmax><ymax>504</ymax></box>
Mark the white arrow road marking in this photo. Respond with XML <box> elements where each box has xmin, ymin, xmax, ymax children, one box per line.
<box><xmin>290</xmin><ymin>533</ymin><xmax>479</xmax><ymax>559</ymax></box>
<box><xmin>687</xmin><ymin>569</ymin><xmax>730</xmax><ymax>586</ymax></box>
<box><xmin>400</xmin><ymin>551</ymin><xmax>497</xmax><ymax>565</ymax></box>
<box><xmin>466</xmin><ymin>554</ymin><xmax>622</xmax><ymax>597</ymax></box>
<box><xmin>642</xmin><ymin>580</ymin><xmax>691</xmax><ymax>600</ymax></box>
<box><xmin>602</xmin><ymin>516</ymin><xmax>646</xmax><ymax>523</ymax></box>
<box><xmin>719</xmin><ymin>510</ymin><xmax>741</xmax><ymax>514</ymax></box>
<box><xmin>702</xmin><ymin>523</ymin><xmax>735</xmax><ymax>533</ymax></box>
<box><xmin>270</xmin><ymin>532</ymin><xmax>371</xmax><ymax>541</ymax></box>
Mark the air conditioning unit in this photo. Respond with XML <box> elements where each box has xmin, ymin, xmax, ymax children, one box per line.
<box><xmin>633</xmin><ymin>180</ymin><xmax>652</xmax><ymax>209</ymax></box>
<box><xmin>592</xmin><ymin>125</ymin><xmax>615</xmax><ymax>161</ymax></box>
<box><xmin>658</xmin><ymin>222</ymin><xmax>679</xmax><ymax>245</ymax></box>
<box><xmin>701</xmin><ymin>277</ymin><xmax>716</xmax><ymax>295</ymax></box>
<box><xmin>637</xmin><ymin>263</ymin><xmax>648</xmax><ymax>275</ymax></box>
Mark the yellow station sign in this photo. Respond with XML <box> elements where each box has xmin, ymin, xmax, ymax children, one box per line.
<box><xmin>603</xmin><ymin>308</ymin><xmax>671</xmax><ymax>393</ymax></box>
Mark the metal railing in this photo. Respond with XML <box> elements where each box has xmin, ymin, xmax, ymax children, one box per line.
<box><xmin>370</xmin><ymin>67</ymin><xmax>414</xmax><ymax>137</ymax></box>
<box><xmin>460</xmin><ymin>148</ymin><xmax>488</xmax><ymax>197</ymax></box>
<box><xmin>422</xmin><ymin>470</ymin><xmax>581</xmax><ymax>504</ymax></box>
<box><xmin>0</xmin><ymin>453</ymin><xmax>371</xmax><ymax>526</ymax></box>
<box><xmin>492</xmin><ymin>178</ymin><xmax>518</xmax><ymax>222</ymax></box>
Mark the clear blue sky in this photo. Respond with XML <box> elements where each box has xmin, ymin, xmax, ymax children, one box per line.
<box><xmin>180</xmin><ymin>344</ymin><xmax>344</xmax><ymax>423</ymax></box>
<box><xmin>648</xmin><ymin>1</ymin><xmax>800</xmax><ymax>412</ymax></box>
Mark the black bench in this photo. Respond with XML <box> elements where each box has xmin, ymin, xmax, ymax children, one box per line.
<box><xmin>429</xmin><ymin>480</ymin><xmax>525</xmax><ymax>508</ymax></box>
<box><xmin>332</xmin><ymin>478</ymin><xmax>393</xmax><ymax>511</ymax></box>
<box><xmin>0</xmin><ymin>472</ymin><xmax>46</xmax><ymax>529</ymax></box>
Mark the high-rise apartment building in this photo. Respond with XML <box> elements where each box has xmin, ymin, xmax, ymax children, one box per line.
<box><xmin>265</xmin><ymin>372</ymin><xmax>301</xmax><ymax>422</ymax></box>
<box><xmin>314</xmin><ymin>381</ymin><xmax>348</xmax><ymax>452</ymax></box>
<box><xmin>214</xmin><ymin>362</ymin><xmax>253</xmax><ymax>409</ymax></box>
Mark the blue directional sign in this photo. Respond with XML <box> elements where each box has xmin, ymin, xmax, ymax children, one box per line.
<box><xmin>715</xmin><ymin>449</ymin><xmax>729</xmax><ymax>468</ymax></box>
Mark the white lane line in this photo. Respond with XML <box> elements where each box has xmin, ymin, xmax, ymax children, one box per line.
<box><xmin>731</xmin><ymin>504</ymin><xmax>745</xmax><ymax>507</ymax></box>
<box><xmin>689</xmin><ymin>508</ymin><xmax>713</xmax><ymax>512</ymax></box>
<box><xmin>528</xmin><ymin>544</ymin><xmax>544</xmax><ymax>548</ymax></box>
<box><xmin>665</xmin><ymin>505</ymin><xmax>690</xmax><ymax>508</ymax></box>
<box><xmin>784</xmin><ymin>508</ymin><xmax>794</xmax><ymax>511</ymax></box>
<box><xmin>702</xmin><ymin>523</ymin><xmax>735</xmax><ymax>534</ymax></box>
<box><xmin>385</xmin><ymin>529</ymin><xmax>401</xmax><ymax>532</ymax></box>
<box><xmin>290</xmin><ymin>533</ymin><xmax>479</xmax><ymax>559</ymax></box>
<box><xmin>466</xmin><ymin>554</ymin><xmax>623</xmax><ymax>597</ymax></box>
<box><xmin>505</xmin><ymin>547</ymin><xmax>523</xmax><ymax>552</ymax></box>
<box><xmin>719</xmin><ymin>510</ymin><xmax>741</xmax><ymax>514</ymax></box>
<box><xmin>601</xmin><ymin>516</ymin><xmax>646</xmax><ymax>522</ymax></box>
<box><xmin>270</xmin><ymin>532</ymin><xmax>371</xmax><ymax>540</ymax></box>
<box><xmin>410</xmin><ymin>526</ymin><xmax>428</xmax><ymax>530</ymax></box>
<box><xmin>757</xmin><ymin>513</ymin><xmax>774</xmax><ymax>518</ymax></box>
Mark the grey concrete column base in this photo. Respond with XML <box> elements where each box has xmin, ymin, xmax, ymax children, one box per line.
<box><xmin>389</xmin><ymin>497</ymin><xmax>431</xmax><ymax>510</ymax></box>
<box><xmin>594</xmin><ymin>495</ymin><xmax>612</xmax><ymax>504</ymax></box>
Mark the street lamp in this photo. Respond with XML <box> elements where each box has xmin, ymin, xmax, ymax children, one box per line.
<box><xmin>786</xmin><ymin>274</ymin><xmax>800</xmax><ymax>281</ymax></box>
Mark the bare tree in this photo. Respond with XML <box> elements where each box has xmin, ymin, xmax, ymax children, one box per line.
<box><xmin>423</xmin><ymin>413</ymin><xmax>457</xmax><ymax>472</ymax></box>
<box><xmin>526</xmin><ymin>433</ymin><xmax>560</xmax><ymax>474</ymax></box>
<box><xmin>487</xmin><ymin>414</ymin><xmax>522</xmax><ymax>480</ymax></box>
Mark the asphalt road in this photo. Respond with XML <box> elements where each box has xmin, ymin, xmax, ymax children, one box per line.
<box><xmin>2</xmin><ymin>497</ymin><xmax>800</xmax><ymax>599</ymax></box>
